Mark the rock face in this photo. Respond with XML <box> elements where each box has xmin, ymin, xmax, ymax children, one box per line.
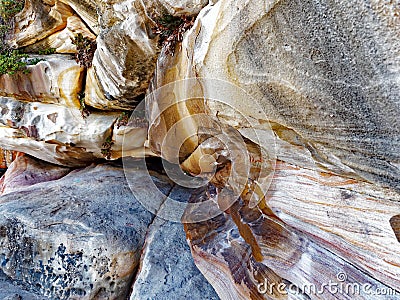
<box><xmin>0</xmin><ymin>270</ymin><xmax>47</xmax><ymax>300</ymax></box>
<box><xmin>0</xmin><ymin>155</ymin><xmax>70</xmax><ymax>195</ymax></box>
<box><xmin>0</xmin><ymin>163</ymin><xmax>171</xmax><ymax>299</ymax></box>
<box><xmin>0</xmin><ymin>96</ymin><xmax>147</xmax><ymax>166</ymax></box>
<box><xmin>184</xmin><ymin>160</ymin><xmax>400</xmax><ymax>299</ymax></box>
<box><xmin>9</xmin><ymin>0</ymin><xmax>160</xmax><ymax>111</ymax></box>
<box><xmin>0</xmin><ymin>55</ymin><xmax>84</xmax><ymax>107</ymax></box>
<box><xmin>0</xmin><ymin>0</ymin><xmax>159</xmax><ymax>165</ymax></box>
<box><xmin>12</xmin><ymin>0</ymin><xmax>74</xmax><ymax>48</ymax></box>
<box><xmin>0</xmin><ymin>0</ymin><xmax>399</xmax><ymax>299</ymax></box>
<box><xmin>11</xmin><ymin>0</ymin><xmax>96</xmax><ymax>54</ymax></box>
<box><xmin>130</xmin><ymin>186</ymin><xmax>219</xmax><ymax>300</ymax></box>
<box><xmin>85</xmin><ymin>0</ymin><xmax>159</xmax><ymax>110</ymax></box>
<box><xmin>144</xmin><ymin>0</ymin><xmax>400</xmax><ymax>299</ymax></box>
<box><xmin>180</xmin><ymin>0</ymin><xmax>400</xmax><ymax>191</ymax></box>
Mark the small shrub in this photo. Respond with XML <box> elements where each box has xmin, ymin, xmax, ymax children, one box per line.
<box><xmin>78</xmin><ymin>91</ymin><xmax>90</xmax><ymax>118</ymax></box>
<box><xmin>116</xmin><ymin>112</ymin><xmax>129</xmax><ymax>129</ymax></box>
<box><xmin>101</xmin><ymin>135</ymin><xmax>113</xmax><ymax>159</ymax></box>
<box><xmin>152</xmin><ymin>14</ymin><xmax>195</xmax><ymax>55</ymax></box>
<box><xmin>0</xmin><ymin>51</ymin><xmax>45</xmax><ymax>76</ymax></box>
<box><xmin>0</xmin><ymin>0</ymin><xmax>24</xmax><ymax>22</ymax></box>
<box><xmin>71</xmin><ymin>33</ymin><xmax>96</xmax><ymax>68</ymax></box>
<box><xmin>0</xmin><ymin>50</ymin><xmax>28</xmax><ymax>75</ymax></box>
<box><xmin>38</xmin><ymin>48</ymin><xmax>56</xmax><ymax>55</ymax></box>
<box><xmin>0</xmin><ymin>0</ymin><xmax>27</xmax><ymax>75</ymax></box>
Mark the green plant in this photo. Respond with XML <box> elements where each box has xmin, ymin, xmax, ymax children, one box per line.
<box><xmin>116</xmin><ymin>112</ymin><xmax>130</xmax><ymax>129</ymax></box>
<box><xmin>78</xmin><ymin>91</ymin><xmax>90</xmax><ymax>118</ymax></box>
<box><xmin>152</xmin><ymin>14</ymin><xmax>195</xmax><ymax>55</ymax></box>
<box><xmin>0</xmin><ymin>0</ymin><xmax>26</xmax><ymax>75</ymax></box>
<box><xmin>0</xmin><ymin>0</ymin><xmax>24</xmax><ymax>22</ymax></box>
<box><xmin>101</xmin><ymin>135</ymin><xmax>114</xmax><ymax>159</ymax></box>
<box><xmin>0</xmin><ymin>0</ymin><xmax>24</xmax><ymax>49</ymax></box>
<box><xmin>71</xmin><ymin>33</ymin><xmax>96</xmax><ymax>68</ymax></box>
<box><xmin>28</xmin><ymin>57</ymin><xmax>44</xmax><ymax>65</ymax></box>
<box><xmin>0</xmin><ymin>51</ymin><xmax>45</xmax><ymax>76</ymax></box>
<box><xmin>38</xmin><ymin>48</ymin><xmax>56</xmax><ymax>55</ymax></box>
<box><xmin>0</xmin><ymin>50</ymin><xmax>29</xmax><ymax>75</ymax></box>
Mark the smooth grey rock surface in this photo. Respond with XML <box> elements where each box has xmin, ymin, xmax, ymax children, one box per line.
<box><xmin>130</xmin><ymin>186</ymin><xmax>219</xmax><ymax>300</ymax></box>
<box><xmin>0</xmin><ymin>163</ymin><xmax>172</xmax><ymax>299</ymax></box>
<box><xmin>0</xmin><ymin>270</ymin><xmax>47</xmax><ymax>300</ymax></box>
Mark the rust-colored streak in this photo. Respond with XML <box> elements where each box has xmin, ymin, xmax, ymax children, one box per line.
<box><xmin>230</xmin><ymin>202</ymin><xmax>263</xmax><ymax>262</ymax></box>
<box><xmin>300</xmin><ymin>173</ymin><xmax>358</xmax><ymax>187</ymax></box>
<box><xmin>0</xmin><ymin>149</ymin><xmax>23</xmax><ymax>169</ymax></box>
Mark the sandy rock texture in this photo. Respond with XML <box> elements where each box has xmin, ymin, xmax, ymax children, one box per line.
<box><xmin>144</xmin><ymin>0</ymin><xmax>400</xmax><ymax>299</ymax></box>
<box><xmin>0</xmin><ymin>55</ymin><xmax>84</xmax><ymax>107</ymax></box>
<box><xmin>11</xmin><ymin>0</ymin><xmax>74</xmax><ymax>48</ymax></box>
<box><xmin>0</xmin><ymin>0</ymin><xmax>399</xmax><ymax>299</ymax></box>
<box><xmin>179</xmin><ymin>0</ymin><xmax>400</xmax><ymax>190</ymax></box>
<box><xmin>85</xmin><ymin>0</ymin><xmax>159</xmax><ymax>110</ymax></box>
<box><xmin>0</xmin><ymin>96</ymin><xmax>148</xmax><ymax>166</ymax></box>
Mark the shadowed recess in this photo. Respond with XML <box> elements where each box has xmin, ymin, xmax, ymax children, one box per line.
<box><xmin>390</xmin><ymin>215</ymin><xmax>400</xmax><ymax>243</ymax></box>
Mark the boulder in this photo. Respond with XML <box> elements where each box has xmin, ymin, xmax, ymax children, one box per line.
<box><xmin>0</xmin><ymin>55</ymin><xmax>84</xmax><ymax>108</ymax></box>
<box><xmin>148</xmin><ymin>0</ymin><xmax>400</xmax><ymax>190</ymax></box>
<box><xmin>24</xmin><ymin>15</ymin><xmax>96</xmax><ymax>54</ymax></box>
<box><xmin>84</xmin><ymin>0</ymin><xmax>159</xmax><ymax>110</ymax></box>
<box><xmin>0</xmin><ymin>97</ymin><xmax>148</xmax><ymax>166</ymax></box>
<box><xmin>130</xmin><ymin>186</ymin><xmax>219</xmax><ymax>300</ymax></box>
<box><xmin>182</xmin><ymin>0</ymin><xmax>400</xmax><ymax>191</ymax></box>
<box><xmin>145</xmin><ymin>0</ymin><xmax>400</xmax><ymax>298</ymax></box>
<box><xmin>11</xmin><ymin>0</ymin><xmax>73</xmax><ymax>48</ymax></box>
<box><xmin>0</xmin><ymin>163</ymin><xmax>171</xmax><ymax>299</ymax></box>
<box><xmin>184</xmin><ymin>180</ymin><xmax>400</xmax><ymax>300</ymax></box>
<box><xmin>0</xmin><ymin>270</ymin><xmax>47</xmax><ymax>300</ymax></box>
<box><xmin>0</xmin><ymin>155</ymin><xmax>70</xmax><ymax>195</ymax></box>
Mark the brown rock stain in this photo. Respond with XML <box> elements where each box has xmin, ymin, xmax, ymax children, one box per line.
<box><xmin>229</xmin><ymin>201</ymin><xmax>263</xmax><ymax>262</ymax></box>
<box><xmin>58</xmin><ymin>65</ymin><xmax>85</xmax><ymax>108</ymax></box>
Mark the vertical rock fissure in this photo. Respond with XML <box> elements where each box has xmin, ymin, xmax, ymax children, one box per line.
<box><xmin>126</xmin><ymin>182</ymin><xmax>175</xmax><ymax>297</ymax></box>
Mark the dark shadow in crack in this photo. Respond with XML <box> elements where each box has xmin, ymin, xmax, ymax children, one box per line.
<box><xmin>390</xmin><ymin>215</ymin><xmax>400</xmax><ymax>243</ymax></box>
